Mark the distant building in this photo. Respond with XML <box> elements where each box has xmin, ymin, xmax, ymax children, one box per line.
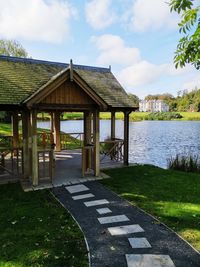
<box><xmin>139</xmin><ymin>99</ymin><xmax>169</xmax><ymax>112</ymax></box>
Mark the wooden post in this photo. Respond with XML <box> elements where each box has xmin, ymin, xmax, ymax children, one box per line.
<box><xmin>111</xmin><ymin>111</ymin><xmax>115</xmax><ymax>139</ymax></box>
<box><xmin>124</xmin><ymin>111</ymin><xmax>130</xmax><ymax>166</ymax></box>
<box><xmin>93</xmin><ymin>110</ymin><xmax>100</xmax><ymax>176</ymax></box>
<box><xmin>53</xmin><ymin>111</ymin><xmax>61</xmax><ymax>151</ymax></box>
<box><xmin>12</xmin><ymin>112</ymin><xmax>19</xmax><ymax>149</ymax></box>
<box><xmin>83</xmin><ymin>111</ymin><xmax>92</xmax><ymax>171</ymax></box>
<box><xmin>30</xmin><ymin>110</ymin><xmax>38</xmax><ymax>186</ymax></box>
<box><xmin>22</xmin><ymin>110</ymin><xmax>31</xmax><ymax>179</ymax></box>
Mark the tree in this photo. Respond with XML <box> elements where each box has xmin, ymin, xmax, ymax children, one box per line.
<box><xmin>128</xmin><ymin>93</ymin><xmax>139</xmax><ymax>106</ymax></box>
<box><xmin>0</xmin><ymin>39</ymin><xmax>29</xmax><ymax>122</ymax></box>
<box><xmin>169</xmin><ymin>0</ymin><xmax>200</xmax><ymax>69</ymax></box>
<box><xmin>0</xmin><ymin>39</ymin><xmax>28</xmax><ymax>58</ymax></box>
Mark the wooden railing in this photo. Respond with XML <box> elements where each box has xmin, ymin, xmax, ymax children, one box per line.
<box><xmin>60</xmin><ymin>132</ymin><xmax>84</xmax><ymax>150</ymax></box>
<box><xmin>0</xmin><ymin>148</ymin><xmax>23</xmax><ymax>177</ymax></box>
<box><xmin>37</xmin><ymin>149</ymin><xmax>54</xmax><ymax>183</ymax></box>
<box><xmin>0</xmin><ymin>135</ymin><xmax>13</xmax><ymax>149</ymax></box>
<box><xmin>100</xmin><ymin>138</ymin><xmax>124</xmax><ymax>162</ymax></box>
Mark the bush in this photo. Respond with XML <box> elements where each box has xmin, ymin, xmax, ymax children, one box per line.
<box><xmin>168</xmin><ymin>154</ymin><xmax>200</xmax><ymax>173</ymax></box>
<box><xmin>145</xmin><ymin>112</ymin><xmax>183</xmax><ymax>120</ymax></box>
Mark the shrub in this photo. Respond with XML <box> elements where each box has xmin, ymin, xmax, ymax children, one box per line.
<box><xmin>168</xmin><ymin>154</ymin><xmax>200</xmax><ymax>173</ymax></box>
<box><xmin>145</xmin><ymin>112</ymin><xmax>183</xmax><ymax>120</ymax></box>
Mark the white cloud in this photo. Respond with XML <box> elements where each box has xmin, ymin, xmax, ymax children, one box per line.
<box><xmin>118</xmin><ymin>61</ymin><xmax>167</xmax><ymax>87</ymax></box>
<box><xmin>129</xmin><ymin>0</ymin><xmax>179</xmax><ymax>32</ymax></box>
<box><xmin>181</xmin><ymin>75</ymin><xmax>200</xmax><ymax>91</ymax></box>
<box><xmin>85</xmin><ymin>0</ymin><xmax>116</xmax><ymax>29</ymax></box>
<box><xmin>91</xmin><ymin>34</ymin><xmax>140</xmax><ymax>66</ymax></box>
<box><xmin>0</xmin><ymin>0</ymin><xmax>76</xmax><ymax>43</ymax></box>
<box><xmin>117</xmin><ymin>61</ymin><xmax>195</xmax><ymax>89</ymax></box>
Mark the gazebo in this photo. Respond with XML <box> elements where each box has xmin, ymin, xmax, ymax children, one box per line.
<box><xmin>0</xmin><ymin>55</ymin><xmax>137</xmax><ymax>187</ymax></box>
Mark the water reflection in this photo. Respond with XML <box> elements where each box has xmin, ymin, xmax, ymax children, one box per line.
<box><xmin>38</xmin><ymin>120</ymin><xmax>200</xmax><ymax>169</ymax></box>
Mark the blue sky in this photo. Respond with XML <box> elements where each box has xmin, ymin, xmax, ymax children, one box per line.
<box><xmin>0</xmin><ymin>0</ymin><xmax>199</xmax><ymax>98</ymax></box>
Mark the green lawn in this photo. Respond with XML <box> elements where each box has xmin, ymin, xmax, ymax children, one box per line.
<box><xmin>101</xmin><ymin>165</ymin><xmax>200</xmax><ymax>251</ymax></box>
<box><xmin>0</xmin><ymin>183</ymin><xmax>88</xmax><ymax>267</ymax></box>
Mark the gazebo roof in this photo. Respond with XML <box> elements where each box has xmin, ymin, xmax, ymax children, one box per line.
<box><xmin>0</xmin><ymin>55</ymin><xmax>137</xmax><ymax>110</ymax></box>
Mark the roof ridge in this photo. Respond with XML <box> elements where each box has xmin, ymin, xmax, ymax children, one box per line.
<box><xmin>0</xmin><ymin>55</ymin><xmax>110</xmax><ymax>73</ymax></box>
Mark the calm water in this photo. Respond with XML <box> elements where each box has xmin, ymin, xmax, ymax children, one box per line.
<box><xmin>38</xmin><ymin>120</ymin><xmax>200</xmax><ymax>168</ymax></box>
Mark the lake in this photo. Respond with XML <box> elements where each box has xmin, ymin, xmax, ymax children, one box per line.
<box><xmin>38</xmin><ymin>120</ymin><xmax>200</xmax><ymax>168</ymax></box>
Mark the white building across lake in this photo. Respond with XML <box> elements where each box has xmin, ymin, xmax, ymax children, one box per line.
<box><xmin>139</xmin><ymin>100</ymin><xmax>169</xmax><ymax>112</ymax></box>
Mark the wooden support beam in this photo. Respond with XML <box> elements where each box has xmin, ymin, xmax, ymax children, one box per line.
<box><xmin>124</xmin><ymin>111</ymin><xmax>130</xmax><ymax>166</ymax></box>
<box><xmin>93</xmin><ymin>110</ymin><xmax>100</xmax><ymax>176</ymax></box>
<box><xmin>30</xmin><ymin>110</ymin><xmax>38</xmax><ymax>186</ymax></box>
<box><xmin>111</xmin><ymin>111</ymin><xmax>115</xmax><ymax>139</ymax></box>
<box><xmin>83</xmin><ymin>111</ymin><xmax>92</xmax><ymax>171</ymax></box>
<box><xmin>12</xmin><ymin>112</ymin><xmax>19</xmax><ymax>149</ymax></box>
<box><xmin>53</xmin><ymin>111</ymin><xmax>61</xmax><ymax>151</ymax></box>
<box><xmin>22</xmin><ymin>111</ymin><xmax>31</xmax><ymax>179</ymax></box>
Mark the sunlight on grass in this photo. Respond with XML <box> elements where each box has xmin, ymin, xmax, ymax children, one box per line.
<box><xmin>102</xmin><ymin>165</ymin><xmax>200</xmax><ymax>251</ymax></box>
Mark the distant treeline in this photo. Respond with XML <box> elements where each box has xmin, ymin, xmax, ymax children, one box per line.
<box><xmin>145</xmin><ymin>89</ymin><xmax>200</xmax><ymax>112</ymax></box>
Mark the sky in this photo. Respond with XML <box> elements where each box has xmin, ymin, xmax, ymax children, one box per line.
<box><xmin>0</xmin><ymin>0</ymin><xmax>199</xmax><ymax>99</ymax></box>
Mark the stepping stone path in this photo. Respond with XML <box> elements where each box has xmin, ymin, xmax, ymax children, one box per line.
<box><xmin>53</xmin><ymin>182</ymin><xmax>200</xmax><ymax>267</ymax></box>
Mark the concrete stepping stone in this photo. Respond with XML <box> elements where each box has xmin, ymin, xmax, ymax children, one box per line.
<box><xmin>108</xmin><ymin>224</ymin><xmax>144</xmax><ymax>236</ymax></box>
<box><xmin>96</xmin><ymin>207</ymin><xmax>112</xmax><ymax>215</ymax></box>
<box><xmin>65</xmin><ymin>184</ymin><xmax>89</xmax><ymax>194</ymax></box>
<box><xmin>72</xmin><ymin>193</ymin><xmax>94</xmax><ymax>200</ymax></box>
<box><xmin>128</xmin><ymin>237</ymin><xmax>151</xmax><ymax>248</ymax></box>
<box><xmin>84</xmin><ymin>199</ymin><xmax>109</xmax><ymax>207</ymax></box>
<box><xmin>98</xmin><ymin>215</ymin><xmax>129</xmax><ymax>224</ymax></box>
<box><xmin>126</xmin><ymin>254</ymin><xmax>175</xmax><ymax>267</ymax></box>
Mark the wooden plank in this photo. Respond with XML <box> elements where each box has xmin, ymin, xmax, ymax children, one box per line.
<box><xmin>111</xmin><ymin>111</ymin><xmax>115</xmax><ymax>139</ymax></box>
<box><xmin>22</xmin><ymin>111</ymin><xmax>31</xmax><ymax>179</ymax></box>
<box><xmin>93</xmin><ymin>110</ymin><xmax>100</xmax><ymax>176</ymax></box>
<box><xmin>30</xmin><ymin>110</ymin><xmax>38</xmax><ymax>186</ymax></box>
<box><xmin>53</xmin><ymin>111</ymin><xmax>61</xmax><ymax>151</ymax></box>
<box><xmin>83</xmin><ymin>111</ymin><xmax>92</xmax><ymax>171</ymax></box>
<box><xmin>124</xmin><ymin>111</ymin><xmax>130</xmax><ymax>166</ymax></box>
<box><xmin>12</xmin><ymin>112</ymin><xmax>19</xmax><ymax>149</ymax></box>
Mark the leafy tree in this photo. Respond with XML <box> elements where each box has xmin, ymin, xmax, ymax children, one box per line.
<box><xmin>169</xmin><ymin>0</ymin><xmax>200</xmax><ymax>69</ymax></box>
<box><xmin>0</xmin><ymin>39</ymin><xmax>28</xmax><ymax>58</ymax></box>
<box><xmin>128</xmin><ymin>93</ymin><xmax>139</xmax><ymax>106</ymax></box>
<box><xmin>0</xmin><ymin>39</ymin><xmax>29</xmax><ymax>122</ymax></box>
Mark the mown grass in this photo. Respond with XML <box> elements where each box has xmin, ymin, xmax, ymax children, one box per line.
<box><xmin>101</xmin><ymin>165</ymin><xmax>200</xmax><ymax>251</ymax></box>
<box><xmin>0</xmin><ymin>183</ymin><xmax>88</xmax><ymax>267</ymax></box>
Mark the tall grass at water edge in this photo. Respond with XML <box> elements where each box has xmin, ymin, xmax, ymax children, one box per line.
<box><xmin>168</xmin><ymin>154</ymin><xmax>200</xmax><ymax>173</ymax></box>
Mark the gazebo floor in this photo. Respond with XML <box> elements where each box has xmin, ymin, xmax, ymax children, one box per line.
<box><xmin>21</xmin><ymin>149</ymin><xmax>123</xmax><ymax>191</ymax></box>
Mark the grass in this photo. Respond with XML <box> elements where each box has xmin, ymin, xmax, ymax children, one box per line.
<box><xmin>0</xmin><ymin>183</ymin><xmax>88</xmax><ymax>267</ymax></box>
<box><xmin>168</xmin><ymin>154</ymin><xmax>200</xmax><ymax>173</ymax></box>
<box><xmin>101</xmin><ymin>165</ymin><xmax>200</xmax><ymax>251</ymax></box>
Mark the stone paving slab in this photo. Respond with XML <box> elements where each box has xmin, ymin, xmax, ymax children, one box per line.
<box><xmin>128</xmin><ymin>237</ymin><xmax>152</xmax><ymax>248</ymax></box>
<box><xmin>126</xmin><ymin>254</ymin><xmax>175</xmax><ymax>267</ymax></box>
<box><xmin>84</xmin><ymin>199</ymin><xmax>109</xmax><ymax>207</ymax></box>
<box><xmin>98</xmin><ymin>214</ymin><xmax>129</xmax><ymax>224</ymax></box>
<box><xmin>72</xmin><ymin>193</ymin><xmax>94</xmax><ymax>200</ymax></box>
<box><xmin>108</xmin><ymin>224</ymin><xmax>144</xmax><ymax>236</ymax></box>
<box><xmin>65</xmin><ymin>184</ymin><xmax>89</xmax><ymax>194</ymax></box>
<box><xmin>96</xmin><ymin>207</ymin><xmax>112</xmax><ymax>215</ymax></box>
<box><xmin>52</xmin><ymin>181</ymin><xmax>200</xmax><ymax>267</ymax></box>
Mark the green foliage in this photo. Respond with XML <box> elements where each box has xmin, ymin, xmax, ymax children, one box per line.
<box><xmin>166</xmin><ymin>88</ymin><xmax>200</xmax><ymax>112</ymax></box>
<box><xmin>128</xmin><ymin>93</ymin><xmax>139</xmax><ymax>106</ymax></box>
<box><xmin>145</xmin><ymin>93</ymin><xmax>174</xmax><ymax>101</ymax></box>
<box><xmin>169</xmin><ymin>0</ymin><xmax>200</xmax><ymax>69</ymax></box>
<box><xmin>168</xmin><ymin>154</ymin><xmax>200</xmax><ymax>173</ymax></box>
<box><xmin>145</xmin><ymin>112</ymin><xmax>183</xmax><ymax>120</ymax></box>
<box><xmin>0</xmin><ymin>39</ymin><xmax>28</xmax><ymax>58</ymax></box>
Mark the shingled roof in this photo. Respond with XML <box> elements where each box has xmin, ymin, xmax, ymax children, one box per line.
<box><xmin>0</xmin><ymin>55</ymin><xmax>136</xmax><ymax>110</ymax></box>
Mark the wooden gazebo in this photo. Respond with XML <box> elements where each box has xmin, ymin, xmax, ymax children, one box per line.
<box><xmin>0</xmin><ymin>56</ymin><xmax>137</xmax><ymax>186</ymax></box>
